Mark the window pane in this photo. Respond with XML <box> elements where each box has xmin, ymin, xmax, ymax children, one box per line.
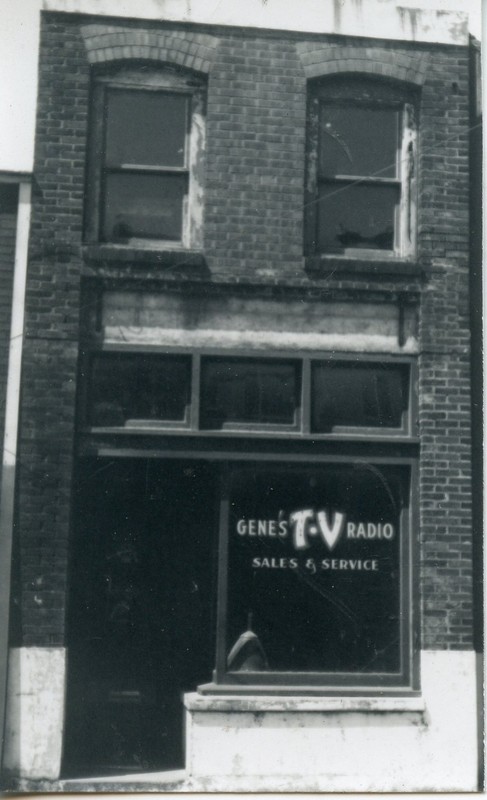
<box><xmin>319</xmin><ymin>106</ymin><xmax>399</xmax><ymax>178</ymax></box>
<box><xmin>102</xmin><ymin>173</ymin><xmax>186</xmax><ymax>241</ymax></box>
<box><xmin>88</xmin><ymin>354</ymin><xmax>191</xmax><ymax>426</ymax></box>
<box><xmin>200</xmin><ymin>359</ymin><xmax>300</xmax><ymax>429</ymax></box>
<box><xmin>316</xmin><ymin>182</ymin><xmax>399</xmax><ymax>251</ymax></box>
<box><xmin>105</xmin><ymin>90</ymin><xmax>188</xmax><ymax>168</ymax></box>
<box><xmin>311</xmin><ymin>363</ymin><xmax>408</xmax><ymax>431</ymax></box>
<box><xmin>226</xmin><ymin>465</ymin><xmax>406</xmax><ymax>674</ymax></box>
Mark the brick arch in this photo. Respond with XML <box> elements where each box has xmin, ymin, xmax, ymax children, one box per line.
<box><xmin>296</xmin><ymin>44</ymin><xmax>429</xmax><ymax>86</ymax></box>
<box><xmin>80</xmin><ymin>24</ymin><xmax>219</xmax><ymax>73</ymax></box>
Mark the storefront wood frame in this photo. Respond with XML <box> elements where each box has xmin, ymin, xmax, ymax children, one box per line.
<box><xmin>79</xmin><ymin>346</ymin><xmax>418</xmax><ymax>442</ymax></box>
<box><xmin>212</xmin><ymin>456</ymin><xmax>418</xmax><ymax>693</ymax></box>
<box><xmin>75</xmin><ymin>346</ymin><xmax>419</xmax><ymax>695</ymax></box>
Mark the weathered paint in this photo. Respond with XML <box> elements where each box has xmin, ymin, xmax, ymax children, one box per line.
<box><xmin>100</xmin><ymin>291</ymin><xmax>419</xmax><ymax>352</ymax></box>
<box><xmin>5</xmin><ymin>650</ymin><xmax>478</xmax><ymax>790</ymax></box>
<box><xmin>42</xmin><ymin>0</ymin><xmax>470</xmax><ymax>45</ymax></box>
<box><xmin>182</xmin><ymin>650</ymin><xmax>478</xmax><ymax>792</ymax></box>
<box><xmin>3</xmin><ymin>648</ymin><xmax>66</xmax><ymax>780</ymax></box>
<box><xmin>187</xmin><ymin>105</ymin><xmax>206</xmax><ymax>251</ymax></box>
<box><xmin>1</xmin><ymin>0</ymin><xmax>476</xmax><ymax>174</ymax></box>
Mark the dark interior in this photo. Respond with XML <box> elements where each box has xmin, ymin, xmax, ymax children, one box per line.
<box><xmin>62</xmin><ymin>458</ymin><xmax>218</xmax><ymax>777</ymax></box>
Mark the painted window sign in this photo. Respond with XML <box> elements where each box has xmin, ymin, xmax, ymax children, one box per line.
<box><xmin>226</xmin><ymin>464</ymin><xmax>408</xmax><ymax>675</ymax></box>
<box><xmin>236</xmin><ymin>511</ymin><xmax>395</xmax><ymax>552</ymax></box>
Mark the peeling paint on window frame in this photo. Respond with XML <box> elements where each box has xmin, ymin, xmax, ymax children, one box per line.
<box><xmin>305</xmin><ymin>76</ymin><xmax>418</xmax><ymax>262</ymax></box>
<box><xmin>85</xmin><ymin>65</ymin><xmax>207</xmax><ymax>251</ymax></box>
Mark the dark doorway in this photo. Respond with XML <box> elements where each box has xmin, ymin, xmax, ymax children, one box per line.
<box><xmin>62</xmin><ymin>458</ymin><xmax>218</xmax><ymax>777</ymax></box>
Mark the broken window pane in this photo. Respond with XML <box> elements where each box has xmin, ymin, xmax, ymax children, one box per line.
<box><xmin>316</xmin><ymin>182</ymin><xmax>399</xmax><ymax>251</ymax></box>
<box><xmin>319</xmin><ymin>106</ymin><xmax>399</xmax><ymax>178</ymax></box>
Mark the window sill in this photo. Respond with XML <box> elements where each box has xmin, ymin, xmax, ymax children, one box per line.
<box><xmin>184</xmin><ymin>690</ymin><xmax>425</xmax><ymax>714</ymax></box>
<box><xmin>305</xmin><ymin>255</ymin><xmax>422</xmax><ymax>278</ymax></box>
<box><xmin>82</xmin><ymin>426</ymin><xmax>420</xmax><ymax>446</ymax></box>
<box><xmin>82</xmin><ymin>244</ymin><xmax>206</xmax><ymax>268</ymax></box>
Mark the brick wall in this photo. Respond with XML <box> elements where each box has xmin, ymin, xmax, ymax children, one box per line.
<box><xmin>204</xmin><ymin>35</ymin><xmax>306</xmax><ymax>276</ymax></box>
<box><xmin>417</xmin><ymin>47</ymin><xmax>472</xmax><ymax>648</ymax></box>
<box><xmin>16</xmin><ymin>11</ymin><xmax>473</xmax><ymax>649</ymax></box>
<box><xmin>16</xmin><ymin>16</ymin><xmax>88</xmax><ymax>647</ymax></box>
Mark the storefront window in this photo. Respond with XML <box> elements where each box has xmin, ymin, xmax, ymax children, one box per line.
<box><xmin>216</xmin><ymin>462</ymin><xmax>412</xmax><ymax>688</ymax></box>
<box><xmin>80</xmin><ymin>348</ymin><xmax>417</xmax><ymax>692</ymax></box>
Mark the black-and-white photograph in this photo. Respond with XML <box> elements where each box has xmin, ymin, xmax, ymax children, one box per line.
<box><xmin>0</xmin><ymin>0</ymin><xmax>482</xmax><ymax>793</ymax></box>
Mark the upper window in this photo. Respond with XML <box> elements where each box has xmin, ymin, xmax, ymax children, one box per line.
<box><xmin>305</xmin><ymin>78</ymin><xmax>417</xmax><ymax>259</ymax></box>
<box><xmin>86</xmin><ymin>68</ymin><xmax>206</xmax><ymax>249</ymax></box>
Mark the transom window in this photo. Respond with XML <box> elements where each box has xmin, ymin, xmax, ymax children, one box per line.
<box><xmin>200</xmin><ymin>358</ymin><xmax>301</xmax><ymax>430</ymax></box>
<box><xmin>88</xmin><ymin>353</ymin><xmax>192</xmax><ymax>427</ymax></box>
<box><xmin>86</xmin><ymin>68</ymin><xmax>206</xmax><ymax>249</ymax></box>
<box><xmin>305</xmin><ymin>78</ymin><xmax>417</xmax><ymax>259</ymax></box>
<box><xmin>84</xmin><ymin>351</ymin><xmax>414</xmax><ymax>437</ymax></box>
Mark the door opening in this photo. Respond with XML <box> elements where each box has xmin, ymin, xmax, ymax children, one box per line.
<box><xmin>62</xmin><ymin>458</ymin><xmax>218</xmax><ymax>777</ymax></box>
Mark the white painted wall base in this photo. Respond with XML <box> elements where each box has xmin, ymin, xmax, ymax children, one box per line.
<box><xmin>3</xmin><ymin>647</ymin><xmax>66</xmax><ymax>780</ymax></box>
<box><xmin>184</xmin><ymin>650</ymin><xmax>480</xmax><ymax>792</ymax></box>
<box><xmin>2</xmin><ymin>648</ymin><xmax>480</xmax><ymax>790</ymax></box>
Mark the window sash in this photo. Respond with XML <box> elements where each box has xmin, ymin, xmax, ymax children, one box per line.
<box><xmin>305</xmin><ymin>86</ymin><xmax>417</xmax><ymax>259</ymax></box>
<box><xmin>315</xmin><ymin>178</ymin><xmax>401</xmax><ymax>253</ymax></box>
<box><xmin>318</xmin><ymin>104</ymin><xmax>400</xmax><ymax>180</ymax></box>
<box><xmin>104</xmin><ymin>88</ymin><xmax>190</xmax><ymax>170</ymax></box>
<box><xmin>200</xmin><ymin>357</ymin><xmax>302</xmax><ymax>430</ymax></box>
<box><xmin>100</xmin><ymin>169</ymin><xmax>189</xmax><ymax>242</ymax></box>
<box><xmin>311</xmin><ymin>360</ymin><xmax>410</xmax><ymax>432</ymax></box>
<box><xmin>86</xmin><ymin>73</ymin><xmax>205</xmax><ymax>249</ymax></box>
<box><xmin>87</xmin><ymin>352</ymin><xmax>192</xmax><ymax>428</ymax></box>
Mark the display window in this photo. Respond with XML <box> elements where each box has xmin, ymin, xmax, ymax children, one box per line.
<box><xmin>213</xmin><ymin>461</ymin><xmax>415</xmax><ymax>690</ymax></box>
